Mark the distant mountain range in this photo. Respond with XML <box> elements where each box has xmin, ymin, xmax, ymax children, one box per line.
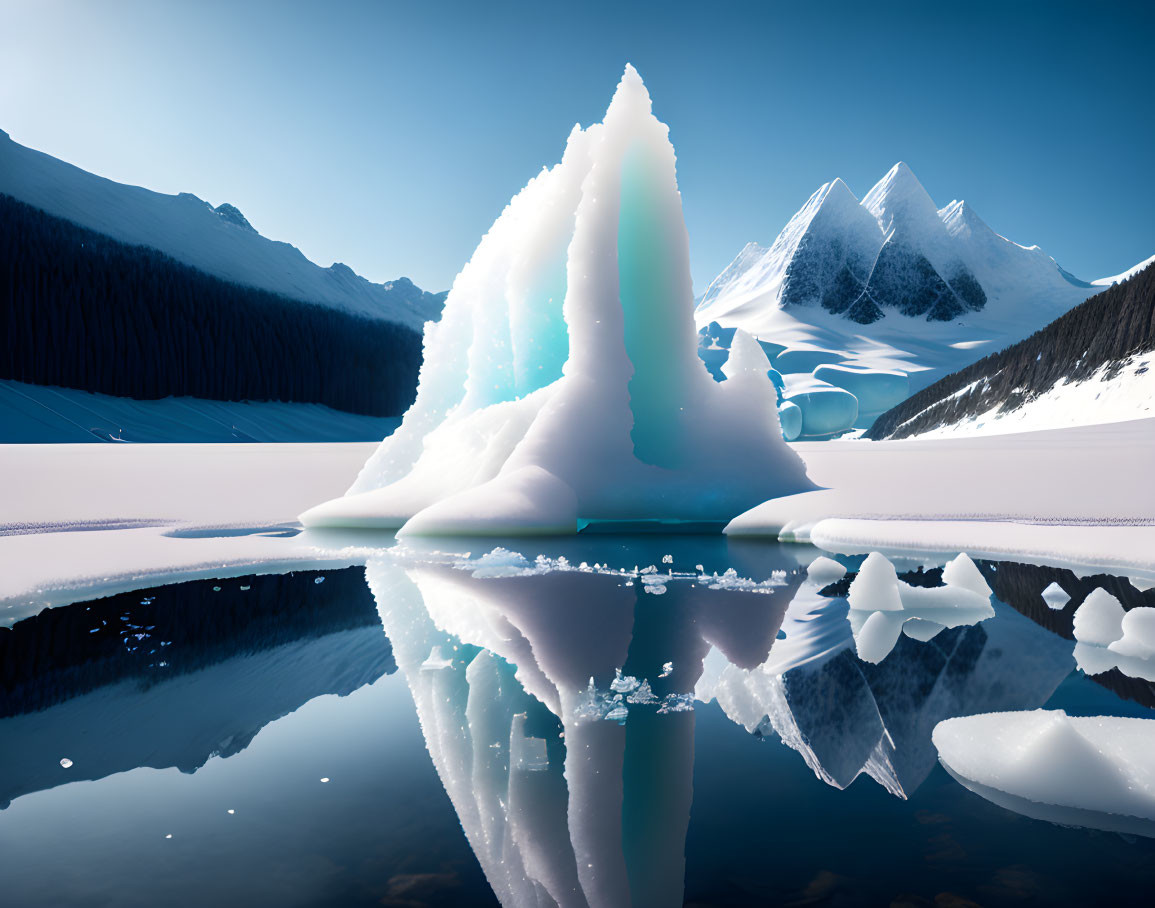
<box><xmin>696</xmin><ymin>162</ymin><xmax>1146</xmax><ymax>435</ymax></box>
<box><xmin>866</xmin><ymin>260</ymin><xmax>1155</xmax><ymax>439</ymax></box>
<box><xmin>0</xmin><ymin>128</ymin><xmax>444</xmax><ymax>329</ymax></box>
<box><xmin>0</xmin><ymin>129</ymin><xmax>447</xmax><ymax>438</ymax></box>
<box><xmin>698</xmin><ymin>162</ymin><xmax>1094</xmax><ymax>333</ymax></box>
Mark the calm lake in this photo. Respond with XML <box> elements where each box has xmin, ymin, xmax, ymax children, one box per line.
<box><xmin>1</xmin><ymin>535</ymin><xmax>1153</xmax><ymax>907</ymax></box>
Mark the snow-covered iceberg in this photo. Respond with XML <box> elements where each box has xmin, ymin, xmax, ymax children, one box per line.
<box><xmin>301</xmin><ymin>66</ymin><xmax>811</xmax><ymax>535</ymax></box>
<box><xmin>934</xmin><ymin>710</ymin><xmax>1155</xmax><ymax>838</ymax></box>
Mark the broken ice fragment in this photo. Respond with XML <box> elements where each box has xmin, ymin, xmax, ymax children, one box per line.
<box><xmin>659</xmin><ymin>661</ymin><xmax>674</xmax><ymax>678</ymax></box>
<box><xmin>59</xmin><ymin>758</ymin><xmax>73</xmax><ymax>769</ymax></box>
<box><xmin>1041</xmin><ymin>581</ymin><xmax>1071</xmax><ymax>610</ymax></box>
<box><xmin>627</xmin><ymin>680</ymin><xmax>659</xmax><ymax>704</ymax></box>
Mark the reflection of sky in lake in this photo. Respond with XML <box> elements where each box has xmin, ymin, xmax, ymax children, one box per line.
<box><xmin>1</xmin><ymin>538</ymin><xmax>1153</xmax><ymax>907</ymax></box>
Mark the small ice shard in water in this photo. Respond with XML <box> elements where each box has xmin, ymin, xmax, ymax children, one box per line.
<box><xmin>610</xmin><ymin>669</ymin><xmax>639</xmax><ymax>693</ymax></box>
<box><xmin>627</xmin><ymin>679</ymin><xmax>659</xmax><ymax>704</ymax></box>
<box><xmin>59</xmin><ymin>757</ymin><xmax>73</xmax><ymax>769</ymax></box>
<box><xmin>1073</xmin><ymin>592</ymin><xmax>1155</xmax><ymax>681</ymax></box>
<box><xmin>805</xmin><ymin>555</ymin><xmax>846</xmax><ymax>586</ymax></box>
<box><xmin>940</xmin><ymin>553</ymin><xmax>992</xmax><ymax>598</ymax></box>
<box><xmin>661</xmin><ymin>554</ymin><xmax>674</xmax><ymax>564</ymax></box>
<box><xmin>659</xmin><ymin>661</ymin><xmax>674</xmax><ymax>678</ymax></box>
<box><xmin>1041</xmin><ymin>581</ymin><xmax>1070</xmax><ymax>610</ymax></box>
<box><xmin>299</xmin><ymin>65</ymin><xmax>812</xmax><ymax>536</ymax></box>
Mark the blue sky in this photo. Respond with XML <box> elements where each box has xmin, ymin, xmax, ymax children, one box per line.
<box><xmin>1</xmin><ymin>0</ymin><xmax>1152</xmax><ymax>292</ymax></box>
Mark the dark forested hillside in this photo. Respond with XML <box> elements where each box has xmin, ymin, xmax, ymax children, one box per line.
<box><xmin>867</xmin><ymin>262</ymin><xmax>1155</xmax><ymax>439</ymax></box>
<box><xmin>0</xmin><ymin>194</ymin><xmax>424</xmax><ymax>416</ymax></box>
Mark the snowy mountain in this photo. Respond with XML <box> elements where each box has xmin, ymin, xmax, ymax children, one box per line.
<box><xmin>0</xmin><ymin>129</ymin><xmax>449</xmax><ymax>433</ymax></box>
<box><xmin>695</xmin><ymin>163</ymin><xmax>1106</xmax><ymax>435</ymax></box>
<box><xmin>0</xmin><ymin>128</ymin><xmax>444</xmax><ymax>329</ymax></box>
<box><xmin>867</xmin><ymin>259</ymin><xmax>1155</xmax><ymax>439</ymax></box>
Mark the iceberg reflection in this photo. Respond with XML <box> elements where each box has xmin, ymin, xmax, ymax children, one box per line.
<box><xmin>366</xmin><ymin>545</ymin><xmax>1081</xmax><ymax>906</ymax></box>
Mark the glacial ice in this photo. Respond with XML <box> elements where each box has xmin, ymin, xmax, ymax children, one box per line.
<box><xmin>934</xmin><ymin>710</ymin><xmax>1155</xmax><ymax>838</ymax></box>
<box><xmin>846</xmin><ymin>552</ymin><xmax>995</xmax><ymax>663</ymax></box>
<box><xmin>1072</xmin><ymin>589</ymin><xmax>1155</xmax><ymax>682</ymax></box>
<box><xmin>300</xmin><ymin>66</ymin><xmax>811</xmax><ymax>535</ymax></box>
<box><xmin>811</xmin><ymin>364</ymin><xmax>909</xmax><ymax>422</ymax></box>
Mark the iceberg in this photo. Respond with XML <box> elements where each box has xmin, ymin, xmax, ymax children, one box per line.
<box><xmin>301</xmin><ymin>66</ymin><xmax>811</xmax><ymax>535</ymax></box>
<box><xmin>1072</xmin><ymin>589</ymin><xmax>1155</xmax><ymax>682</ymax></box>
<box><xmin>846</xmin><ymin>552</ymin><xmax>995</xmax><ymax>663</ymax></box>
<box><xmin>934</xmin><ymin>710</ymin><xmax>1155</xmax><ymax>838</ymax></box>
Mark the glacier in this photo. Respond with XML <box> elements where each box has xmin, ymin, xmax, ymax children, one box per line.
<box><xmin>301</xmin><ymin>67</ymin><xmax>812</xmax><ymax>535</ymax></box>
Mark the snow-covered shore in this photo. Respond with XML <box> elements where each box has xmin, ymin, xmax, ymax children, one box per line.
<box><xmin>3</xmin><ymin>418</ymin><xmax>1152</xmax><ymax>621</ymax></box>
<box><xmin>727</xmin><ymin>418</ymin><xmax>1155</xmax><ymax>580</ymax></box>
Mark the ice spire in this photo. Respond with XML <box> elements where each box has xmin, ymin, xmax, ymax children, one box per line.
<box><xmin>301</xmin><ymin>66</ymin><xmax>812</xmax><ymax>535</ymax></box>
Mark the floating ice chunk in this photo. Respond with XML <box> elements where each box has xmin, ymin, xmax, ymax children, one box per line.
<box><xmin>627</xmin><ymin>680</ymin><xmax>659</xmax><ymax>705</ymax></box>
<box><xmin>59</xmin><ymin>757</ymin><xmax>73</xmax><ymax>769</ymax></box>
<box><xmin>853</xmin><ymin>610</ymin><xmax>904</xmax><ymax>663</ymax></box>
<box><xmin>1041</xmin><ymin>581</ymin><xmax>1071</xmax><ymax>610</ymax></box>
<box><xmin>1109</xmin><ymin>607</ymin><xmax>1155</xmax><ymax>659</ymax></box>
<box><xmin>604</xmin><ymin>701</ymin><xmax>629</xmax><ymax>723</ymax></box>
<box><xmin>805</xmin><ymin>555</ymin><xmax>846</xmax><ymax>586</ymax></box>
<box><xmin>1072</xmin><ymin>588</ymin><xmax>1126</xmax><ymax>646</ymax></box>
<box><xmin>464</xmin><ymin>546</ymin><xmax>533</xmax><ymax>578</ymax></box>
<box><xmin>659</xmin><ymin>661</ymin><xmax>674</xmax><ymax>678</ymax></box>
<box><xmin>661</xmin><ymin>554</ymin><xmax>673</xmax><ymax>564</ymax></box>
<box><xmin>847</xmin><ymin>553</ymin><xmax>902</xmax><ymax>612</ymax></box>
<box><xmin>657</xmin><ymin>693</ymin><xmax>694</xmax><ymax>714</ymax></box>
<box><xmin>847</xmin><ymin>551</ymin><xmax>993</xmax><ymax>662</ymax></box>
<box><xmin>941</xmin><ymin>553</ymin><xmax>992</xmax><ymax>598</ymax></box>
<box><xmin>610</xmin><ymin>670</ymin><xmax>640</xmax><ymax>694</ymax></box>
<box><xmin>933</xmin><ymin>710</ymin><xmax>1155</xmax><ymax>838</ymax></box>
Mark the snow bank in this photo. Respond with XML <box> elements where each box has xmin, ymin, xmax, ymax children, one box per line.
<box><xmin>724</xmin><ymin>419</ymin><xmax>1155</xmax><ymax>577</ymax></box>
<box><xmin>934</xmin><ymin>710</ymin><xmax>1155</xmax><ymax>837</ymax></box>
<box><xmin>302</xmin><ymin>67</ymin><xmax>811</xmax><ymax>535</ymax></box>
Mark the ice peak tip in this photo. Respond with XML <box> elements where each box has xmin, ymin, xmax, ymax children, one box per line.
<box><xmin>605</xmin><ymin>62</ymin><xmax>653</xmax><ymax>120</ymax></box>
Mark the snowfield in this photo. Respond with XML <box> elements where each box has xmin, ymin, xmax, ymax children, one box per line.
<box><xmin>2</xmin><ymin>417</ymin><xmax>1152</xmax><ymax>621</ymax></box>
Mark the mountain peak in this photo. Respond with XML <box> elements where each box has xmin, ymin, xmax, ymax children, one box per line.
<box><xmin>862</xmin><ymin>162</ymin><xmax>940</xmax><ymax>235</ymax></box>
<box><xmin>213</xmin><ymin>202</ymin><xmax>255</xmax><ymax>233</ymax></box>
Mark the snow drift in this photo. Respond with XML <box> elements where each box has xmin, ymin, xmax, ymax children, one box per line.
<box><xmin>301</xmin><ymin>66</ymin><xmax>811</xmax><ymax>535</ymax></box>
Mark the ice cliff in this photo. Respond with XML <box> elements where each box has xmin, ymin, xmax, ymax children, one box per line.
<box><xmin>301</xmin><ymin>66</ymin><xmax>811</xmax><ymax>535</ymax></box>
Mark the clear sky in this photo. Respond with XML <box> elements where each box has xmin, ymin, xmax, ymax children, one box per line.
<box><xmin>1</xmin><ymin>0</ymin><xmax>1152</xmax><ymax>293</ymax></box>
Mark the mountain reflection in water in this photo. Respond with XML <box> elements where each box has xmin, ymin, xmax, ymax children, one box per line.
<box><xmin>2</xmin><ymin>538</ymin><xmax>1154</xmax><ymax>907</ymax></box>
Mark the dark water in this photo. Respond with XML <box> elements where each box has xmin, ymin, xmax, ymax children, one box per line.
<box><xmin>1</xmin><ymin>538</ymin><xmax>1152</xmax><ymax>907</ymax></box>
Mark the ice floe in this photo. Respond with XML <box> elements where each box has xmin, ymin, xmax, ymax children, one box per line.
<box><xmin>934</xmin><ymin>709</ymin><xmax>1155</xmax><ymax>838</ymax></box>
